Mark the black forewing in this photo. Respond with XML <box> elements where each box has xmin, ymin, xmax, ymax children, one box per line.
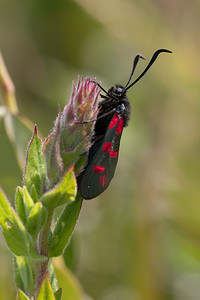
<box><xmin>80</xmin><ymin>113</ymin><xmax>124</xmax><ymax>199</ymax></box>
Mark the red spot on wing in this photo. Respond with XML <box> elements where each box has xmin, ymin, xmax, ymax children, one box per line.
<box><xmin>109</xmin><ymin>151</ymin><xmax>118</xmax><ymax>158</ymax></box>
<box><xmin>93</xmin><ymin>165</ymin><xmax>105</xmax><ymax>174</ymax></box>
<box><xmin>103</xmin><ymin>142</ymin><xmax>112</xmax><ymax>152</ymax></box>
<box><xmin>116</xmin><ymin>117</ymin><xmax>124</xmax><ymax>134</ymax></box>
<box><xmin>100</xmin><ymin>174</ymin><xmax>107</xmax><ymax>187</ymax></box>
<box><xmin>109</xmin><ymin>113</ymin><xmax>119</xmax><ymax>129</ymax></box>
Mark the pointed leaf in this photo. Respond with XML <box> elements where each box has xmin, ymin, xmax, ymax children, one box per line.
<box><xmin>15</xmin><ymin>186</ymin><xmax>26</xmax><ymax>224</ymax></box>
<box><xmin>17</xmin><ymin>289</ymin><xmax>30</xmax><ymax>300</ymax></box>
<box><xmin>0</xmin><ymin>188</ymin><xmax>29</xmax><ymax>256</ymax></box>
<box><xmin>31</xmin><ymin>184</ymin><xmax>39</xmax><ymax>203</ymax></box>
<box><xmin>24</xmin><ymin>125</ymin><xmax>47</xmax><ymax>197</ymax></box>
<box><xmin>0</xmin><ymin>188</ymin><xmax>46</xmax><ymax>258</ymax></box>
<box><xmin>49</xmin><ymin>263</ymin><xmax>58</xmax><ymax>293</ymax></box>
<box><xmin>40</xmin><ymin>166</ymin><xmax>76</xmax><ymax>210</ymax></box>
<box><xmin>26</xmin><ymin>202</ymin><xmax>47</xmax><ymax>237</ymax></box>
<box><xmin>37</xmin><ymin>272</ymin><xmax>55</xmax><ymax>300</ymax></box>
<box><xmin>15</xmin><ymin>259</ymin><xmax>25</xmax><ymax>293</ymax></box>
<box><xmin>23</xmin><ymin>186</ymin><xmax>34</xmax><ymax>217</ymax></box>
<box><xmin>0</xmin><ymin>188</ymin><xmax>13</xmax><ymax>220</ymax></box>
<box><xmin>15</xmin><ymin>256</ymin><xmax>34</xmax><ymax>293</ymax></box>
<box><xmin>3</xmin><ymin>220</ymin><xmax>30</xmax><ymax>256</ymax></box>
<box><xmin>54</xmin><ymin>288</ymin><xmax>62</xmax><ymax>300</ymax></box>
<box><xmin>42</xmin><ymin>110</ymin><xmax>63</xmax><ymax>181</ymax></box>
<box><xmin>49</xmin><ymin>193</ymin><xmax>82</xmax><ymax>257</ymax></box>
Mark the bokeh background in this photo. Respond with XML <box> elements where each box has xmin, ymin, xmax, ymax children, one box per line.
<box><xmin>0</xmin><ymin>0</ymin><xmax>200</xmax><ymax>299</ymax></box>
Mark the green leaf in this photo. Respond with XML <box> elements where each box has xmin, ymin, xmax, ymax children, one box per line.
<box><xmin>49</xmin><ymin>193</ymin><xmax>82</xmax><ymax>257</ymax></box>
<box><xmin>55</xmin><ymin>264</ymin><xmax>84</xmax><ymax>300</ymax></box>
<box><xmin>15</xmin><ymin>259</ymin><xmax>25</xmax><ymax>293</ymax></box>
<box><xmin>23</xmin><ymin>186</ymin><xmax>34</xmax><ymax>217</ymax></box>
<box><xmin>0</xmin><ymin>188</ymin><xmax>46</xmax><ymax>258</ymax></box>
<box><xmin>74</xmin><ymin>153</ymin><xmax>87</xmax><ymax>176</ymax></box>
<box><xmin>63</xmin><ymin>233</ymin><xmax>78</xmax><ymax>273</ymax></box>
<box><xmin>42</xmin><ymin>111</ymin><xmax>63</xmax><ymax>182</ymax></box>
<box><xmin>0</xmin><ymin>188</ymin><xmax>29</xmax><ymax>256</ymax></box>
<box><xmin>15</xmin><ymin>256</ymin><xmax>34</xmax><ymax>293</ymax></box>
<box><xmin>15</xmin><ymin>186</ymin><xmax>26</xmax><ymax>224</ymax></box>
<box><xmin>26</xmin><ymin>202</ymin><xmax>47</xmax><ymax>237</ymax></box>
<box><xmin>54</xmin><ymin>288</ymin><xmax>62</xmax><ymax>300</ymax></box>
<box><xmin>37</xmin><ymin>272</ymin><xmax>55</xmax><ymax>300</ymax></box>
<box><xmin>28</xmin><ymin>248</ymin><xmax>48</xmax><ymax>262</ymax></box>
<box><xmin>49</xmin><ymin>263</ymin><xmax>58</xmax><ymax>293</ymax></box>
<box><xmin>16</xmin><ymin>289</ymin><xmax>30</xmax><ymax>300</ymax></box>
<box><xmin>3</xmin><ymin>220</ymin><xmax>30</xmax><ymax>256</ymax></box>
<box><xmin>40</xmin><ymin>166</ymin><xmax>77</xmax><ymax>210</ymax></box>
<box><xmin>24</xmin><ymin>125</ymin><xmax>47</xmax><ymax>198</ymax></box>
<box><xmin>61</xmin><ymin>140</ymin><xmax>86</xmax><ymax>174</ymax></box>
<box><xmin>31</xmin><ymin>184</ymin><xmax>39</xmax><ymax>203</ymax></box>
<box><xmin>0</xmin><ymin>188</ymin><xmax>13</xmax><ymax>220</ymax></box>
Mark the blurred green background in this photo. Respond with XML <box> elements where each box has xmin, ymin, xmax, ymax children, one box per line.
<box><xmin>0</xmin><ymin>0</ymin><xmax>200</xmax><ymax>299</ymax></box>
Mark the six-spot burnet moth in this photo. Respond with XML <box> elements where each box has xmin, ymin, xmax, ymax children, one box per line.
<box><xmin>78</xmin><ymin>49</ymin><xmax>172</xmax><ymax>200</ymax></box>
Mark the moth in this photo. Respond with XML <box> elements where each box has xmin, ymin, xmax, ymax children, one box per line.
<box><xmin>79</xmin><ymin>49</ymin><xmax>172</xmax><ymax>199</ymax></box>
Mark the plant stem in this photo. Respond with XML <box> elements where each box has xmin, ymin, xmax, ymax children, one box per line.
<box><xmin>35</xmin><ymin>209</ymin><xmax>53</xmax><ymax>297</ymax></box>
<box><xmin>0</xmin><ymin>51</ymin><xmax>18</xmax><ymax>114</ymax></box>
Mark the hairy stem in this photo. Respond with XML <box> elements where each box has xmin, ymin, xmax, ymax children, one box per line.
<box><xmin>34</xmin><ymin>209</ymin><xmax>53</xmax><ymax>298</ymax></box>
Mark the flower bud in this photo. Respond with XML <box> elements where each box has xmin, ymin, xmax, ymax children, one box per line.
<box><xmin>42</xmin><ymin>77</ymin><xmax>100</xmax><ymax>184</ymax></box>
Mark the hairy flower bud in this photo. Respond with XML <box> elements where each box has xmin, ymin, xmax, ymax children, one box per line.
<box><xmin>42</xmin><ymin>77</ymin><xmax>100</xmax><ymax>184</ymax></box>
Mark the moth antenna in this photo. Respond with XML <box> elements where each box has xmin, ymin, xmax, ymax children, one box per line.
<box><xmin>124</xmin><ymin>54</ymin><xmax>145</xmax><ymax>90</ymax></box>
<box><xmin>90</xmin><ymin>80</ymin><xmax>109</xmax><ymax>96</ymax></box>
<box><xmin>91</xmin><ymin>80</ymin><xmax>122</xmax><ymax>101</ymax></box>
<box><xmin>125</xmin><ymin>49</ymin><xmax>172</xmax><ymax>91</ymax></box>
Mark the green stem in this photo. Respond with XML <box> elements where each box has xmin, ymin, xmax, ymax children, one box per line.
<box><xmin>35</xmin><ymin>209</ymin><xmax>53</xmax><ymax>297</ymax></box>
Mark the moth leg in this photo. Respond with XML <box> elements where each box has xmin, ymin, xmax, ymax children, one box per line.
<box><xmin>75</xmin><ymin>107</ymin><xmax>116</xmax><ymax>125</ymax></box>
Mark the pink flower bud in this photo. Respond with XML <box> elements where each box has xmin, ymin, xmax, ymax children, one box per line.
<box><xmin>42</xmin><ymin>77</ymin><xmax>100</xmax><ymax>184</ymax></box>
